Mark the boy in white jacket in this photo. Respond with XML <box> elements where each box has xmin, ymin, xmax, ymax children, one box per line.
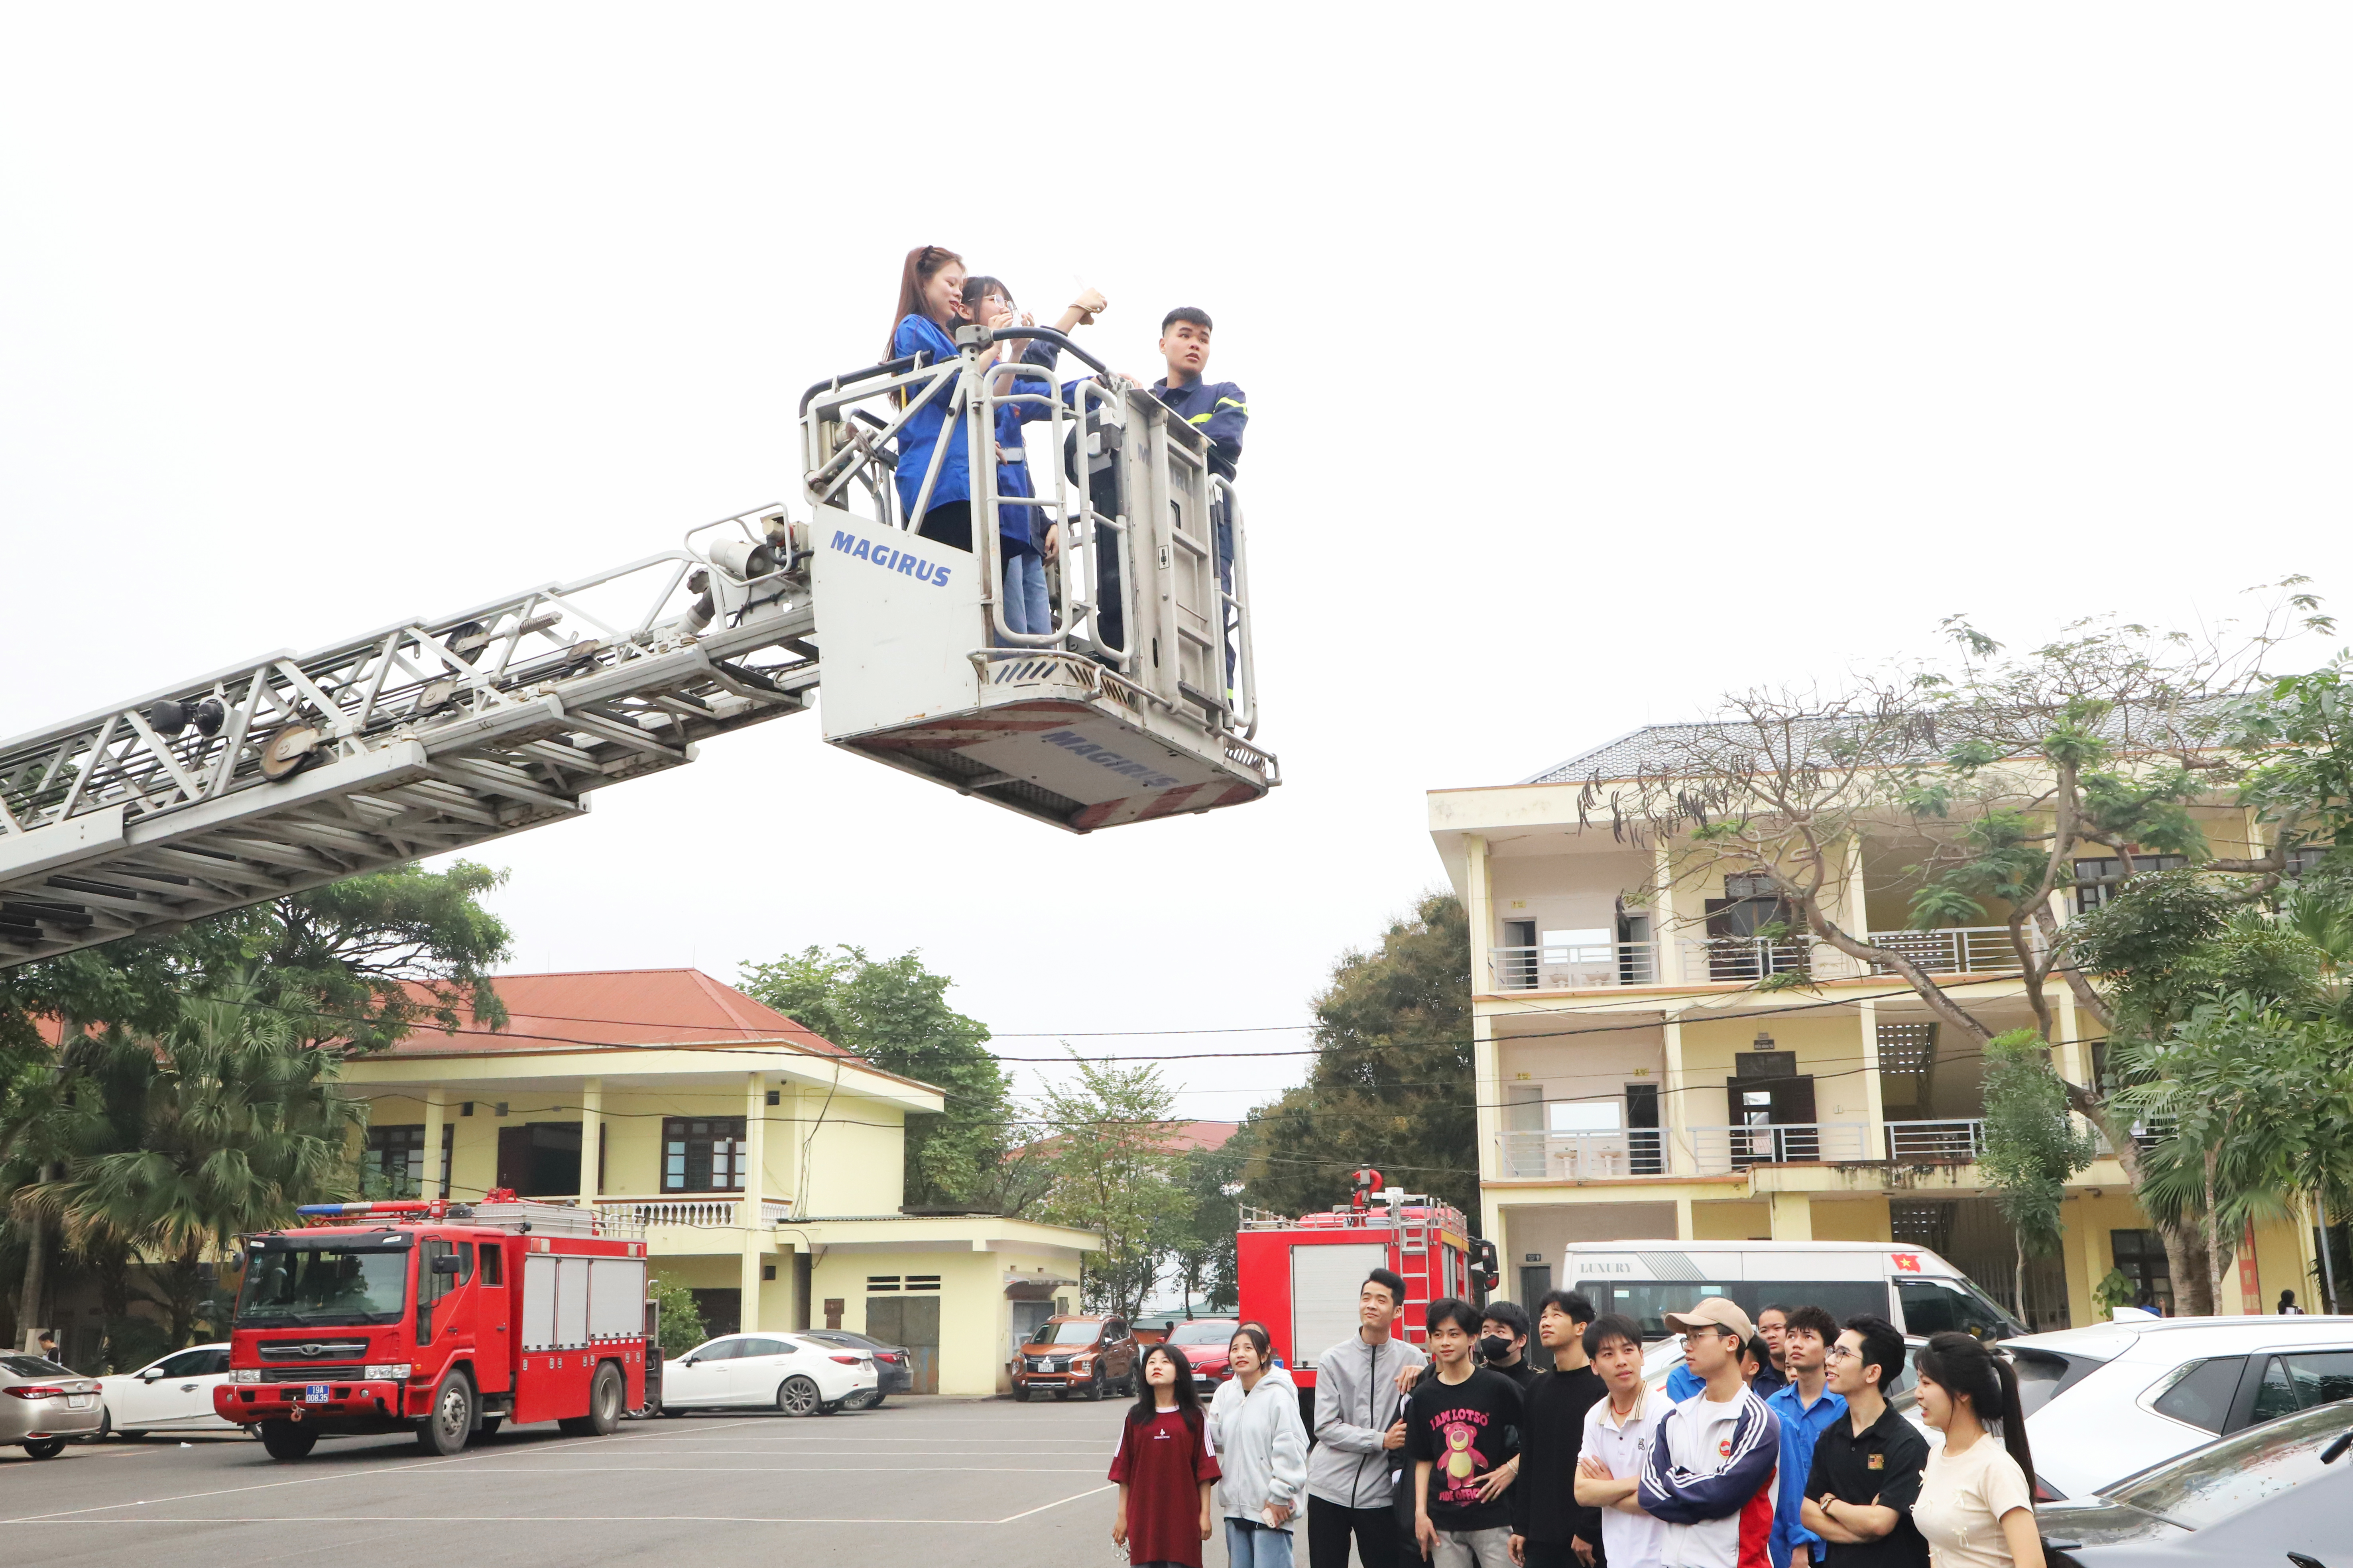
<box><xmin>1209</xmin><ymin>1324</ymin><xmax>1312</xmax><ymax>1568</ymax></box>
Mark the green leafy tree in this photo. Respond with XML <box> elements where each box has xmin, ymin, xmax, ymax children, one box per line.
<box><xmin>1162</xmin><ymin>1144</ymin><xmax>1244</xmax><ymax>1316</ymax></box>
<box><xmin>2</xmin><ymin>861</ymin><xmax>512</xmax><ymax>1350</ymax></box>
<box><xmin>1978</xmin><ymin>1029</ymin><xmax>2096</xmax><ymax>1324</ymax></box>
<box><xmin>1228</xmin><ymin>893</ymin><xmax>1475</xmax><ymax>1220</ymax></box>
<box><xmin>738</xmin><ymin>945</ymin><xmax>1013</xmax><ymax>1209</ymax></box>
<box><xmin>647</xmin><ymin>1271</ymin><xmax>708</xmax><ymax>1360</ymax></box>
<box><xmin>1035</xmin><ymin>1054</ymin><xmax>1190</xmax><ymax>1321</ymax></box>
<box><xmin>19</xmin><ymin>988</ymin><xmax>369</xmax><ymax>1347</ymax></box>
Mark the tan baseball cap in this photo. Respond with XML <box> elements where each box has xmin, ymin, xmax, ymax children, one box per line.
<box><xmin>1663</xmin><ymin>1296</ymin><xmax>1756</xmax><ymax>1341</ymax></box>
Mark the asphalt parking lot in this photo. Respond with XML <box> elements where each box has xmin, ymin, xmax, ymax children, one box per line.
<box><xmin>1</xmin><ymin>1396</ymin><xmax>1127</xmax><ymax>1568</ymax></box>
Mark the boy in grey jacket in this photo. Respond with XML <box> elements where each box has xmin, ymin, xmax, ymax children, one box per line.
<box><xmin>1306</xmin><ymin>1269</ymin><xmax>1428</xmax><ymax>1568</ymax></box>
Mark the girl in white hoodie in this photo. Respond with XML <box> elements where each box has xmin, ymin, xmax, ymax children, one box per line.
<box><xmin>1208</xmin><ymin>1322</ymin><xmax>1311</xmax><ymax>1568</ymax></box>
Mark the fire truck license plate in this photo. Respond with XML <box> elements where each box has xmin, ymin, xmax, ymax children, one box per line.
<box><xmin>305</xmin><ymin>1384</ymin><xmax>330</xmax><ymax>1403</ymax></box>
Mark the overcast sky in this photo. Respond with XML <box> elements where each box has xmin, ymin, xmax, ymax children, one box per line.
<box><xmin>5</xmin><ymin>8</ymin><xmax>2349</xmax><ymax>1133</ymax></box>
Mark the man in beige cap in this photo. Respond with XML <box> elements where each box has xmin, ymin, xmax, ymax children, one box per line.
<box><xmin>1627</xmin><ymin>1297</ymin><xmax>1782</xmax><ymax>1568</ymax></box>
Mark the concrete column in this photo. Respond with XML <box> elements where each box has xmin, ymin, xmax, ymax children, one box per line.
<box><xmin>1467</xmin><ymin>835</ymin><xmax>1504</xmax><ymax>1183</ymax></box>
<box><xmin>1662</xmin><ymin>1015</ymin><xmax>1692</xmax><ymax>1175</ymax></box>
<box><xmin>1475</xmin><ymin>1011</ymin><xmax>1503</xmax><ymax>1182</ymax></box>
<box><xmin>578</xmin><ymin>1077</ymin><xmax>602</xmax><ymax>1209</ymax></box>
<box><xmin>1652</xmin><ymin>838</ymin><xmax>1684</xmax><ymax>984</ymax></box>
<box><xmin>2052</xmin><ymin>984</ymin><xmax>2087</xmax><ymax>1088</ymax></box>
<box><xmin>1674</xmin><ymin>1195</ymin><xmax>1695</xmax><ymax>1241</ymax></box>
<box><xmin>741</xmin><ymin>1072</ymin><xmax>768</xmax><ymax>1327</ymax></box>
<box><xmin>1843</xmin><ymin>835</ymin><xmax>1873</xmax><ymax>982</ymax></box>
<box><xmin>1466</xmin><ymin>833</ymin><xmax>1493</xmax><ymax>990</ymax></box>
<box><xmin>1769</xmin><ymin>1192</ymin><xmax>1814</xmax><ymax>1242</ymax></box>
<box><xmin>1858</xmin><ymin>1000</ymin><xmax>1886</xmax><ymax>1160</ymax></box>
<box><xmin>1843</xmin><ymin>833</ymin><xmax>1871</xmax><ymax>938</ymax></box>
<box><xmin>421</xmin><ymin>1087</ymin><xmax>447</xmax><ymax>1201</ymax></box>
<box><xmin>2067</xmin><ymin>1196</ymin><xmax>2103</xmax><ymax>1325</ymax></box>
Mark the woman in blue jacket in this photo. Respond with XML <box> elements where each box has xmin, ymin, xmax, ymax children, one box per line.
<box><xmin>886</xmin><ymin>244</ymin><xmax>1007</xmax><ymax>553</ymax></box>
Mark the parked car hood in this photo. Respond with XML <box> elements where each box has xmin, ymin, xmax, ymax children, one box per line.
<box><xmin>2034</xmin><ymin>1497</ymin><xmax>2191</xmax><ymax>1551</ymax></box>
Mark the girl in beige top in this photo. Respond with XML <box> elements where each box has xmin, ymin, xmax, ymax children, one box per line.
<box><xmin>1909</xmin><ymin>1332</ymin><xmax>2044</xmax><ymax>1568</ymax></box>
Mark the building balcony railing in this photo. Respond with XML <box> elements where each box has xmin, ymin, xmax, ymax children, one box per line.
<box><xmin>1489</xmin><ymin>1112</ymin><xmax>2147</xmax><ymax>1181</ymax></box>
<box><xmin>1861</xmin><ymin>927</ymin><xmax>2017</xmax><ymax>975</ymax></box>
<box><xmin>1495</xmin><ymin>1129</ymin><xmax>1667</xmax><ymax>1179</ymax></box>
<box><xmin>1492</xmin><ymin>1120</ymin><xmax>1994</xmax><ymax>1179</ymax></box>
<box><xmin>1688</xmin><ymin>1122</ymin><xmax>1877</xmax><ymax>1169</ymax></box>
<box><xmin>593</xmin><ymin>1195</ymin><xmax>796</xmax><ymax>1229</ymax></box>
<box><xmin>1884</xmin><ymin>1118</ymin><xmax>1987</xmax><ymax>1162</ymax></box>
<box><xmin>1680</xmin><ymin>937</ymin><xmax>1816</xmax><ymax>982</ymax></box>
<box><xmin>1490</xmin><ymin>942</ymin><xmax>1658</xmax><ymax>991</ymax></box>
<box><xmin>1487</xmin><ymin>927</ymin><xmax>2027</xmax><ymax>992</ymax></box>
<box><xmin>1674</xmin><ymin>926</ymin><xmax>2019</xmax><ymax>984</ymax></box>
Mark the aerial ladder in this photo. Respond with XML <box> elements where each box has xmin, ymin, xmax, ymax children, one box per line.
<box><xmin>0</xmin><ymin>327</ymin><xmax>1277</xmax><ymax>969</ymax></box>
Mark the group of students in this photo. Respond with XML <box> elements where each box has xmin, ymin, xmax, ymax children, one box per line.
<box><xmin>884</xmin><ymin>244</ymin><xmax>1248</xmax><ymax>643</ymax></box>
<box><xmin>1109</xmin><ymin>1270</ymin><xmax>2050</xmax><ymax>1568</ymax></box>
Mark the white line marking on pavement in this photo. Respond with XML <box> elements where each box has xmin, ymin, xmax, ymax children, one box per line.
<box><xmin>0</xmin><ymin>1423</ymin><xmax>788</xmax><ymax>1525</ymax></box>
<box><xmin>6</xmin><ymin>1515</ymin><xmax>1029</xmax><ymax>1525</ymax></box>
<box><xmin>996</xmin><ymin>1484</ymin><xmax>1115</xmax><ymax>1523</ymax></box>
<box><xmin>428</xmin><ymin>1466</ymin><xmax>1104</xmax><ymax>1474</ymax></box>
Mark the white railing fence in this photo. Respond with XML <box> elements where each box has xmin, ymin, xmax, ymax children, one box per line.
<box><xmin>1489</xmin><ymin>942</ymin><xmax>1657</xmax><ymax>991</ymax></box>
<box><xmin>1863</xmin><ymin>927</ymin><xmax>2016</xmax><ymax>975</ymax></box>
<box><xmin>1680</xmin><ymin>937</ymin><xmax>1816</xmax><ymax>982</ymax></box>
<box><xmin>595</xmin><ymin>1197</ymin><xmax>741</xmax><ymax>1229</ymax></box>
<box><xmin>1495</xmin><ymin>1129</ymin><xmax>1667</xmax><ymax>1179</ymax></box>
<box><xmin>1686</xmin><ymin>1122</ymin><xmax>1873</xmax><ymax>1173</ymax></box>
<box><xmin>1884</xmin><ymin>1119</ymin><xmax>1988</xmax><ymax>1161</ymax></box>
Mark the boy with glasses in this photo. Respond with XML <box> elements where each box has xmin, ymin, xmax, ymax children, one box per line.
<box><xmin>1635</xmin><ymin>1298</ymin><xmax>1781</xmax><ymax>1568</ymax></box>
<box><xmin>1799</xmin><ymin>1316</ymin><xmax>1929</xmax><ymax>1566</ymax></box>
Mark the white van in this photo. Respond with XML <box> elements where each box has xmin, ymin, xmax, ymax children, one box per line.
<box><xmin>1560</xmin><ymin>1240</ymin><xmax>2025</xmax><ymax>1340</ymax></box>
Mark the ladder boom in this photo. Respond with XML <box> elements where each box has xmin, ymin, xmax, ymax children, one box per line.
<box><xmin>0</xmin><ymin>507</ymin><xmax>811</xmax><ymax>968</ymax></box>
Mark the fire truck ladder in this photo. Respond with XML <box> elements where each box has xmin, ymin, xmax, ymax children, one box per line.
<box><xmin>0</xmin><ymin>507</ymin><xmax>811</xmax><ymax>969</ymax></box>
<box><xmin>1387</xmin><ymin>1196</ymin><xmax>1433</xmax><ymax>1315</ymax></box>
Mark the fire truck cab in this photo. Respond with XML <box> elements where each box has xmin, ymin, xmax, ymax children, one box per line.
<box><xmin>218</xmin><ymin>1193</ymin><xmax>649</xmax><ymax>1460</ymax></box>
<box><xmin>1236</xmin><ymin>1176</ymin><xmax>1479</xmax><ymax>1428</ymax></box>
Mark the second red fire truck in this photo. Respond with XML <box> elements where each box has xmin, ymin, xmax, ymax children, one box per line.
<box><xmin>216</xmin><ymin>1191</ymin><xmax>651</xmax><ymax>1460</ymax></box>
<box><xmin>1236</xmin><ymin>1170</ymin><xmax>1494</xmax><ymax>1426</ymax></box>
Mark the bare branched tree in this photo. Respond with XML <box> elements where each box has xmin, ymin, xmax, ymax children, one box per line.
<box><xmin>1580</xmin><ymin>590</ymin><xmax>2332</xmax><ymax>1314</ymax></box>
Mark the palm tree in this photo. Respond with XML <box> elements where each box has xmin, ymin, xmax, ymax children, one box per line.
<box><xmin>35</xmin><ymin>984</ymin><xmax>368</xmax><ymax>1346</ymax></box>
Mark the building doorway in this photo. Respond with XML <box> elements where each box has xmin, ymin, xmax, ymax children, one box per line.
<box><xmin>1518</xmin><ymin>1263</ymin><xmax>1552</xmax><ymax>1305</ymax></box>
<box><xmin>1724</xmin><ymin>1067</ymin><xmax>1816</xmax><ymax>1164</ymax></box>
<box><xmin>1501</xmin><ymin>920</ymin><xmax>1537</xmax><ymax>988</ymax></box>
<box><xmin>691</xmin><ymin>1287</ymin><xmax>742</xmax><ymax>1340</ymax></box>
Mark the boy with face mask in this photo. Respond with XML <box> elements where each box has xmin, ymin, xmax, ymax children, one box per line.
<box><xmin>1478</xmin><ymin>1303</ymin><xmax>1538</xmax><ymax>1391</ymax></box>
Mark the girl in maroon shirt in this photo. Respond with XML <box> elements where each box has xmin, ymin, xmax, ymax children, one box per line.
<box><xmin>1111</xmin><ymin>1344</ymin><xmax>1222</xmax><ymax>1568</ymax></box>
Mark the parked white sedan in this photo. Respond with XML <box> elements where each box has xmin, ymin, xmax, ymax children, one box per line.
<box><xmin>656</xmin><ymin>1332</ymin><xmax>877</xmax><ymax>1417</ymax></box>
<box><xmin>94</xmin><ymin>1343</ymin><xmax>238</xmax><ymax>1439</ymax></box>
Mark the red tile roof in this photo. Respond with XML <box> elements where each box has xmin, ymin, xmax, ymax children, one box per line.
<box><xmin>1021</xmin><ymin>1120</ymin><xmax>1239</xmax><ymax>1159</ymax></box>
<box><xmin>389</xmin><ymin>969</ymin><xmax>855</xmax><ymax>1059</ymax></box>
<box><xmin>1159</xmin><ymin>1120</ymin><xmax>1240</xmax><ymax>1153</ymax></box>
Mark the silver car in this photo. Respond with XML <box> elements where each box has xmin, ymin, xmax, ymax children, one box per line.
<box><xmin>2</xmin><ymin>1352</ymin><xmax>105</xmax><ymax>1458</ymax></box>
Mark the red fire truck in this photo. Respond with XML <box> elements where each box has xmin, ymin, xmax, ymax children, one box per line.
<box><xmin>1236</xmin><ymin>1170</ymin><xmax>1493</xmax><ymax>1426</ymax></box>
<box><xmin>216</xmin><ymin>1191</ymin><xmax>650</xmax><ymax>1460</ymax></box>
